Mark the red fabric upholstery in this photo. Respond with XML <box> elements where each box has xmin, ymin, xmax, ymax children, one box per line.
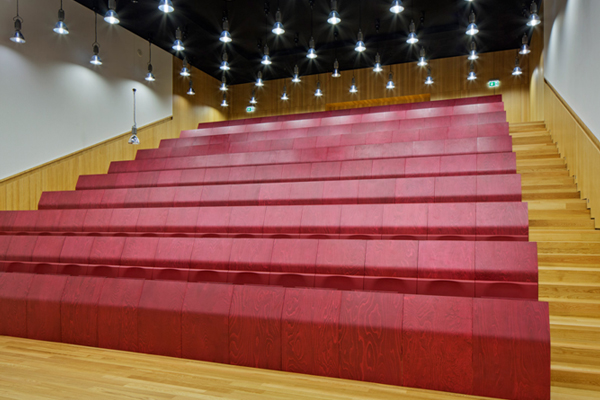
<box><xmin>60</xmin><ymin>276</ymin><xmax>105</xmax><ymax>346</ymax></box>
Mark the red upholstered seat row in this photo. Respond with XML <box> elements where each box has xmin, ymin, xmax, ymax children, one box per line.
<box><xmin>0</xmin><ymin>273</ymin><xmax>550</xmax><ymax>399</ymax></box>
<box><xmin>108</xmin><ymin>136</ymin><xmax>513</xmax><ymax>174</ymax></box>
<box><xmin>77</xmin><ymin>153</ymin><xmax>517</xmax><ymax>190</ymax></box>
<box><xmin>189</xmin><ymin>96</ymin><xmax>502</xmax><ymax>133</ymax></box>
<box><xmin>142</xmin><ymin>122</ymin><xmax>509</xmax><ymax>160</ymax></box>
<box><xmin>42</xmin><ymin>175</ymin><xmax>521</xmax><ymax>210</ymax></box>
<box><xmin>0</xmin><ymin>237</ymin><xmax>538</xmax><ymax>299</ymax></box>
<box><xmin>1</xmin><ymin>202</ymin><xmax>529</xmax><ymax>240</ymax></box>
<box><xmin>183</xmin><ymin>109</ymin><xmax>506</xmax><ymax>139</ymax></box>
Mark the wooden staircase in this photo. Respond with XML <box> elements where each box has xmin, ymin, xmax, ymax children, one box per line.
<box><xmin>512</xmin><ymin>122</ymin><xmax>600</xmax><ymax>399</ymax></box>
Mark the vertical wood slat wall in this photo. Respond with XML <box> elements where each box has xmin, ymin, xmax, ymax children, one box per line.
<box><xmin>226</xmin><ymin>49</ymin><xmax>532</xmax><ymax>124</ymax></box>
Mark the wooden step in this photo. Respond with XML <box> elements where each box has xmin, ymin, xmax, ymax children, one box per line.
<box><xmin>526</xmin><ymin>200</ymin><xmax>589</xmax><ymax>212</ymax></box>
<box><xmin>553</xmin><ymin>341</ymin><xmax>600</xmax><ymax>368</ymax></box>
<box><xmin>523</xmin><ymin>189</ymin><xmax>582</xmax><ymax>201</ymax></box>
<box><xmin>540</xmin><ymin>267</ymin><xmax>600</xmax><ymax>285</ymax></box>
<box><xmin>530</xmin><ymin>219</ymin><xmax>596</xmax><ymax>229</ymax></box>
<box><xmin>551</xmin><ymin>386</ymin><xmax>600</xmax><ymax>400</ymax></box>
<box><xmin>529</xmin><ymin>210</ymin><xmax>592</xmax><ymax>220</ymax></box>
<box><xmin>530</xmin><ymin>230</ymin><xmax>600</xmax><ymax>242</ymax></box>
<box><xmin>545</xmin><ymin>298</ymin><xmax>600</xmax><ymax>319</ymax></box>
<box><xmin>552</xmin><ymin>362</ymin><xmax>600</xmax><ymax>391</ymax></box>
<box><xmin>542</xmin><ymin>283</ymin><xmax>600</xmax><ymax>301</ymax></box>
<box><xmin>538</xmin><ymin>242</ymin><xmax>600</xmax><ymax>255</ymax></box>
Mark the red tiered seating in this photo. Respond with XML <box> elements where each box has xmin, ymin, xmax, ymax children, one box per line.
<box><xmin>0</xmin><ymin>96</ymin><xmax>549</xmax><ymax>400</ymax></box>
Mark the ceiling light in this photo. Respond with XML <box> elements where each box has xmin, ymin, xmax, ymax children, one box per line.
<box><xmin>173</xmin><ymin>27</ymin><xmax>185</xmax><ymax>51</ymax></box>
<box><xmin>527</xmin><ymin>1</ymin><xmax>541</xmax><ymax>27</ymax></box>
<box><xmin>104</xmin><ymin>0</ymin><xmax>120</xmax><ymax>24</ymax></box>
<box><xmin>220</xmin><ymin>51</ymin><xmax>230</xmax><ymax>71</ymax></box>
<box><xmin>292</xmin><ymin>65</ymin><xmax>301</xmax><ymax>82</ymax></box>
<box><xmin>307</xmin><ymin>37</ymin><xmax>317</xmax><ymax>59</ymax></box>
<box><xmin>221</xmin><ymin>93</ymin><xmax>228</xmax><ymax>107</ymax></box>
<box><xmin>327</xmin><ymin>0</ymin><xmax>341</xmax><ymax>25</ymax></box>
<box><xmin>180</xmin><ymin>57</ymin><xmax>190</xmax><ymax>76</ymax></box>
<box><xmin>355</xmin><ymin>29</ymin><xmax>366</xmax><ymax>52</ymax></box>
<box><xmin>407</xmin><ymin>20</ymin><xmax>418</xmax><ymax>44</ymax></box>
<box><xmin>54</xmin><ymin>1</ymin><xmax>69</xmax><ymax>35</ymax></box>
<box><xmin>145</xmin><ymin>41</ymin><xmax>155</xmax><ymax>81</ymax></box>
<box><xmin>10</xmin><ymin>0</ymin><xmax>25</xmax><ymax>43</ymax></box>
<box><xmin>332</xmin><ymin>59</ymin><xmax>341</xmax><ymax>77</ymax></box>
<box><xmin>220</xmin><ymin>74</ymin><xmax>228</xmax><ymax>91</ymax></box>
<box><xmin>272</xmin><ymin>9</ymin><xmax>285</xmax><ymax>35</ymax></box>
<box><xmin>373</xmin><ymin>53</ymin><xmax>383</xmax><ymax>72</ymax></box>
<box><xmin>315</xmin><ymin>81</ymin><xmax>323</xmax><ymax>97</ymax></box>
<box><xmin>129</xmin><ymin>89</ymin><xmax>140</xmax><ymax>145</ymax></box>
<box><xmin>520</xmin><ymin>33</ymin><xmax>531</xmax><ymax>54</ymax></box>
<box><xmin>158</xmin><ymin>0</ymin><xmax>174</xmax><ymax>13</ymax></box>
<box><xmin>512</xmin><ymin>56</ymin><xmax>523</xmax><ymax>76</ymax></box>
<box><xmin>261</xmin><ymin>44</ymin><xmax>272</xmax><ymax>65</ymax></box>
<box><xmin>467</xmin><ymin>63</ymin><xmax>477</xmax><ymax>81</ymax></box>
<box><xmin>281</xmin><ymin>85</ymin><xmax>289</xmax><ymax>100</ymax></box>
<box><xmin>250</xmin><ymin>90</ymin><xmax>258</xmax><ymax>104</ymax></box>
<box><xmin>90</xmin><ymin>12</ymin><xmax>102</xmax><ymax>65</ymax></box>
<box><xmin>386</xmin><ymin>72</ymin><xmax>395</xmax><ymax>89</ymax></box>
<box><xmin>390</xmin><ymin>0</ymin><xmax>404</xmax><ymax>14</ymax></box>
<box><xmin>256</xmin><ymin>71</ymin><xmax>264</xmax><ymax>87</ymax></box>
<box><xmin>466</xmin><ymin>11</ymin><xmax>479</xmax><ymax>35</ymax></box>
<box><xmin>350</xmin><ymin>77</ymin><xmax>358</xmax><ymax>93</ymax></box>
<box><xmin>187</xmin><ymin>80</ymin><xmax>196</xmax><ymax>95</ymax></box>
<box><xmin>220</xmin><ymin>18</ymin><xmax>232</xmax><ymax>43</ymax></box>
<box><xmin>425</xmin><ymin>68</ymin><xmax>434</xmax><ymax>85</ymax></box>
<box><xmin>417</xmin><ymin>47</ymin><xmax>427</xmax><ymax>66</ymax></box>
<box><xmin>468</xmin><ymin>41</ymin><xmax>479</xmax><ymax>60</ymax></box>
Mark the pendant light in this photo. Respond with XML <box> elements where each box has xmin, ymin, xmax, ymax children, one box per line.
<box><xmin>314</xmin><ymin>81</ymin><xmax>323</xmax><ymax>97</ymax></box>
<box><xmin>417</xmin><ymin>47</ymin><xmax>427</xmax><ymax>66</ymax></box>
<box><xmin>292</xmin><ymin>65</ymin><xmax>301</xmax><ymax>83</ymax></box>
<box><xmin>173</xmin><ymin>27</ymin><xmax>185</xmax><ymax>51</ymax></box>
<box><xmin>90</xmin><ymin>11</ymin><xmax>102</xmax><ymax>65</ymax></box>
<box><xmin>220</xmin><ymin>18</ymin><xmax>232</xmax><ymax>43</ymax></box>
<box><xmin>425</xmin><ymin>68</ymin><xmax>434</xmax><ymax>85</ymax></box>
<box><xmin>104</xmin><ymin>0</ymin><xmax>120</xmax><ymax>25</ymax></box>
<box><xmin>262</xmin><ymin>44</ymin><xmax>272</xmax><ymax>65</ymax></box>
<box><xmin>468</xmin><ymin>41</ymin><xmax>479</xmax><ymax>60</ymax></box>
<box><xmin>349</xmin><ymin>77</ymin><xmax>358</xmax><ymax>93</ymax></box>
<box><xmin>129</xmin><ymin>89</ymin><xmax>140</xmax><ymax>145</ymax></box>
<box><xmin>10</xmin><ymin>0</ymin><xmax>25</xmax><ymax>44</ymax></box>
<box><xmin>187</xmin><ymin>80</ymin><xmax>196</xmax><ymax>95</ymax></box>
<box><xmin>220</xmin><ymin>74</ymin><xmax>228</xmax><ymax>91</ymax></box>
<box><xmin>332</xmin><ymin>59</ymin><xmax>341</xmax><ymax>77</ymax></box>
<box><xmin>371</xmin><ymin>53</ymin><xmax>382</xmax><ymax>72</ymax></box>
<box><xmin>467</xmin><ymin>62</ymin><xmax>477</xmax><ymax>81</ymax></box>
<box><xmin>180</xmin><ymin>57</ymin><xmax>190</xmax><ymax>76</ymax></box>
<box><xmin>307</xmin><ymin>37</ymin><xmax>317</xmax><ymax>59</ymax></box>
<box><xmin>327</xmin><ymin>0</ymin><xmax>341</xmax><ymax>25</ymax></box>
<box><xmin>145</xmin><ymin>41</ymin><xmax>156</xmax><ymax>81</ymax></box>
<box><xmin>250</xmin><ymin>90</ymin><xmax>258</xmax><ymax>104</ymax></box>
<box><xmin>407</xmin><ymin>20</ymin><xmax>418</xmax><ymax>44</ymax></box>
<box><xmin>527</xmin><ymin>1</ymin><xmax>541</xmax><ymax>27</ymax></box>
<box><xmin>466</xmin><ymin>11</ymin><xmax>479</xmax><ymax>35</ymax></box>
<box><xmin>520</xmin><ymin>33</ymin><xmax>531</xmax><ymax>55</ymax></box>
<box><xmin>256</xmin><ymin>71</ymin><xmax>264</xmax><ymax>87</ymax></box>
<box><xmin>272</xmin><ymin>9</ymin><xmax>285</xmax><ymax>35</ymax></box>
<box><xmin>158</xmin><ymin>0</ymin><xmax>174</xmax><ymax>13</ymax></box>
<box><xmin>220</xmin><ymin>51</ymin><xmax>230</xmax><ymax>71</ymax></box>
<box><xmin>221</xmin><ymin>93</ymin><xmax>228</xmax><ymax>107</ymax></box>
<box><xmin>390</xmin><ymin>0</ymin><xmax>404</xmax><ymax>14</ymax></box>
<box><xmin>386</xmin><ymin>72</ymin><xmax>395</xmax><ymax>89</ymax></box>
<box><xmin>54</xmin><ymin>0</ymin><xmax>69</xmax><ymax>35</ymax></box>
<box><xmin>281</xmin><ymin>85</ymin><xmax>289</xmax><ymax>100</ymax></box>
<box><xmin>512</xmin><ymin>55</ymin><xmax>523</xmax><ymax>76</ymax></box>
<box><xmin>355</xmin><ymin>30</ymin><xmax>366</xmax><ymax>52</ymax></box>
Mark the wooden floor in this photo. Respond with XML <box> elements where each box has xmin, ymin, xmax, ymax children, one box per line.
<box><xmin>1</xmin><ymin>122</ymin><xmax>599</xmax><ymax>400</ymax></box>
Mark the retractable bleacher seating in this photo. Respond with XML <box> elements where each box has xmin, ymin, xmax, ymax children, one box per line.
<box><xmin>0</xmin><ymin>95</ymin><xmax>550</xmax><ymax>400</ymax></box>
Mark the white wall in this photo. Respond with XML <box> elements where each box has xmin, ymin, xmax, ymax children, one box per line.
<box><xmin>0</xmin><ymin>0</ymin><xmax>173</xmax><ymax>179</ymax></box>
<box><xmin>544</xmin><ymin>0</ymin><xmax>600</xmax><ymax>139</ymax></box>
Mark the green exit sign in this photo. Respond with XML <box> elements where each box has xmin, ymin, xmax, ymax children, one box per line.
<box><xmin>488</xmin><ymin>80</ymin><xmax>501</xmax><ymax>88</ymax></box>
<box><xmin>246</xmin><ymin>106</ymin><xmax>256</xmax><ymax>113</ymax></box>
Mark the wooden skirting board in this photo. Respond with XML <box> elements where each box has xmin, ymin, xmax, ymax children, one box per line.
<box><xmin>325</xmin><ymin>94</ymin><xmax>431</xmax><ymax>111</ymax></box>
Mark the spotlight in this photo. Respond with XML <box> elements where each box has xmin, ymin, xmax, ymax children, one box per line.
<box><xmin>54</xmin><ymin>1</ymin><xmax>69</xmax><ymax>35</ymax></box>
<box><xmin>158</xmin><ymin>0</ymin><xmax>174</xmax><ymax>13</ymax></box>
<box><xmin>407</xmin><ymin>20</ymin><xmax>418</xmax><ymax>44</ymax></box>
<box><xmin>332</xmin><ymin>59</ymin><xmax>341</xmax><ymax>77</ymax></box>
<box><xmin>90</xmin><ymin>12</ymin><xmax>102</xmax><ymax>65</ymax></box>
<box><xmin>468</xmin><ymin>41</ymin><xmax>479</xmax><ymax>60</ymax></box>
<box><xmin>467</xmin><ymin>63</ymin><xmax>477</xmax><ymax>81</ymax></box>
<box><xmin>129</xmin><ymin>89</ymin><xmax>140</xmax><ymax>145</ymax></box>
<box><xmin>220</xmin><ymin>74</ymin><xmax>228</xmax><ymax>91</ymax></box>
<box><xmin>272</xmin><ymin>9</ymin><xmax>285</xmax><ymax>35</ymax></box>
<box><xmin>307</xmin><ymin>37</ymin><xmax>317</xmax><ymax>59</ymax></box>
<box><xmin>373</xmin><ymin>53</ymin><xmax>383</xmax><ymax>72</ymax></box>
<box><xmin>180</xmin><ymin>58</ymin><xmax>190</xmax><ymax>76</ymax></box>
<box><xmin>292</xmin><ymin>65</ymin><xmax>301</xmax><ymax>83</ymax></box>
<box><xmin>314</xmin><ymin>81</ymin><xmax>323</xmax><ymax>97</ymax></box>
<box><xmin>512</xmin><ymin>56</ymin><xmax>523</xmax><ymax>76</ymax></box>
<box><xmin>425</xmin><ymin>68</ymin><xmax>434</xmax><ymax>85</ymax></box>
<box><xmin>355</xmin><ymin>30</ymin><xmax>366</xmax><ymax>52</ymax></box>
<box><xmin>104</xmin><ymin>0</ymin><xmax>120</xmax><ymax>24</ymax></box>
<box><xmin>527</xmin><ymin>1</ymin><xmax>541</xmax><ymax>27</ymax></box>
<box><xmin>172</xmin><ymin>27</ymin><xmax>185</xmax><ymax>51</ymax></box>
<box><xmin>145</xmin><ymin>41</ymin><xmax>155</xmax><ymax>81</ymax></box>
<box><xmin>187</xmin><ymin>80</ymin><xmax>196</xmax><ymax>95</ymax></box>
<box><xmin>221</xmin><ymin>93</ymin><xmax>228</xmax><ymax>107</ymax></box>
<box><xmin>327</xmin><ymin>0</ymin><xmax>341</xmax><ymax>25</ymax></box>
<box><xmin>520</xmin><ymin>33</ymin><xmax>531</xmax><ymax>55</ymax></box>
<box><xmin>220</xmin><ymin>52</ymin><xmax>230</xmax><ymax>71</ymax></box>
<box><xmin>350</xmin><ymin>77</ymin><xmax>358</xmax><ymax>93</ymax></box>
<box><xmin>256</xmin><ymin>71</ymin><xmax>264</xmax><ymax>87</ymax></box>
<box><xmin>261</xmin><ymin>44</ymin><xmax>272</xmax><ymax>65</ymax></box>
<box><xmin>220</xmin><ymin>18</ymin><xmax>232</xmax><ymax>43</ymax></box>
<box><xmin>281</xmin><ymin>85</ymin><xmax>289</xmax><ymax>100</ymax></box>
<box><xmin>417</xmin><ymin>47</ymin><xmax>427</xmax><ymax>67</ymax></box>
<box><xmin>386</xmin><ymin>72</ymin><xmax>395</xmax><ymax>89</ymax></box>
<box><xmin>10</xmin><ymin>0</ymin><xmax>25</xmax><ymax>43</ymax></box>
<box><xmin>250</xmin><ymin>90</ymin><xmax>258</xmax><ymax>104</ymax></box>
<box><xmin>390</xmin><ymin>0</ymin><xmax>404</xmax><ymax>14</ymax></box>
<box><xmin>466</xmin><ymin>11</ymin><xmax>479</xmax><ymax>35</ymax></box>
